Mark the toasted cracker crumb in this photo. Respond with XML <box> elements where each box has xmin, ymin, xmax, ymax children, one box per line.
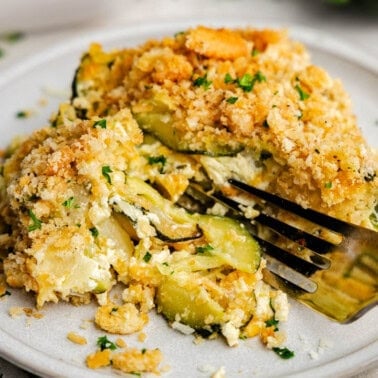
<box><xmin>138</xmin><ymin>332</ymin><xmax>147</xmax><ymax>342</ymax></box>
<box><xmin>67</xmin><ymin>332</ymin><xmax>87</xmax><ymax>345</ymax></box>
<box><xmin>115</xmin><ymin>338</ymin><xmax>127</xmax><ymax>348</ymax></box>
<box><xmin>86</xmin><ymin>349</ymin><xmax>111</xmax><ymax>369</ymax></box>
<box><xmin>9</xmin><ymin>306</ymin><xmax>24</xmax><ymax>317</ymax></box>
<box><xmin>212</xmin><ymin>366</ymin><xmax>226</xmax><ymax>378</ymax></box>
<box><xmin>111</xmin><ymin>347</ymin><xmax>163</xmax><ymax>374</ymax></box>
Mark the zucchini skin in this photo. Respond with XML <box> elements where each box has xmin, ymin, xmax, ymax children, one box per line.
<box><xmin>134</xmin><ymin>108</ymin><xmax>244</xmax><ymax>157</ymax></box>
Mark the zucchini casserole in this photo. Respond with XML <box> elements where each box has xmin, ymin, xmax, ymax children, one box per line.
<box><xmin>0</xmin><ymin>26</ymin><xmax>377</xmax><ymax>373</ymax></box>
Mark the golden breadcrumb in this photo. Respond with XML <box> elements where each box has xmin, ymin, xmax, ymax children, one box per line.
<box><xmin>71</xmin><ymin>25</ymin><xmax>377</xmax><ymax>228</ymax></box>
<box><xmin>67</xmin><ymin>332</ymin><xmax>87</xmax><ymax>345</ymax></box>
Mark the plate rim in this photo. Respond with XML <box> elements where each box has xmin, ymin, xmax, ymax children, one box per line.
<box><xmin>0</xmin><ymin>18</ymin><xmax>377</xmax><ymax>378</ymax></box>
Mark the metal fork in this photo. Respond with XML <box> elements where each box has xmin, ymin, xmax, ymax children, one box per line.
<box><xmin>178</xmin><ymin>179</ymin><xmax>378</xmax><ymax>323</ymax></box>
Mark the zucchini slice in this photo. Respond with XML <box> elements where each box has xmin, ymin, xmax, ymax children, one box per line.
<box><xmin>133</xmin><ymin>99</ymin><xmax>244</xmax><ymax>157</ymax></box>
<box><xmin>156</xmin><ymin>275</ymin><xmax>225</xmax><ymax>329</ymax></box>
<box><xmin>111</xmin><ymin>176</ymin><xmax>202</xmax><ymax>242</ymax></box>
<box><xmin>196</xmin><ymin>215</ymin><xmax>261</xmax><ymax>274</ymax></box>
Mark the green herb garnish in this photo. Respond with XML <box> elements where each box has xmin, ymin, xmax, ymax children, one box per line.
<box><xmin>225</xmin><ymin>71</ymin><xmax>266</xmax><ymax>92</ymax></box>
<box><xmin>224</xmin><ymin>73</ymin><xmax>234</xmax><ymax>84</ymax></box>
<box><xmin>143</xmin><ymin>251</ymin><xmax>152</xmax><ymax>263</ymax></box>
<box><xmin>28</xmin><ymin>209</ymin><xmax>42</xmax><ymax>231</ymax></box>
<box><xmin>2</xmin><ymin>31</ymin><xmax>24</xmax><ymax>43</ymax></box>
<box><xmin>102</xmin><ymin>166</ymin><xmax>112</xmax><ymax>184</ymax></box>
<box><xmin>260</xmin><ymin>150</ymin><xmax>272</xmax><ymax>161</ymax></box>
<box><xmin>251</xmin><ymin>48</ymin><xmax>260</xmax><ymax>57</ymax></box>
<box><xmin>90</xmin><ymin>227</ymin><xmax>99</xmax><ymax>238</ymax></box>
<box><xmin>97</xmin><ymin>335</ymin><xmax>117</xmax><ymax>351</ymax></box>
<box><xmin>195</xmin><ymin>245</ymin><xmax>214</xmax><ymax>254</ymax></box>
<box><xmin>265</xmin><ymin>317</ymin><xmax>279</xmax><ymax>331</ymax></box>
<box><xmin>147</xmin><ymin>155</ymin><xmax>167</xmax><ymax>166</ymax></box>
<box><xmin>193</xmin><ymin>74</ymin><xmax>212</xmax><ymax>90</ymax></box>
<box><xmin>324</xmin><ymin>181</ymin><xmax>333</xmax><ymax>189</ymax></box>
<box><xmin>16</xmin><ymin>111</ymin><xmax>27</xmax><ymax>119</ymax></box>
<box><xmin>272</xmin><ymin>347</ymin><xmax>295</xmax><ymax>359</ymax></box>
<box><xmin>62</xmin><ymin>197</ymin><xmax>74</xmax><ymax>208</ymax></box>
<box><xmin>147</xmin><ymin>155</ymin><xmax>167</xmax><ymax>173</ymax></box>
<box><xmin>226</xmin><ymin>96</ymin><xmax>238</xmax><ymax>104</ymax></box>
<box><xmin>93</xmin><ymin>119</ymin><xmax>107</xmax><ymax>129</ymax></box>
<box><xmin>295</xmin><ymin>84</ymin><xmax>310</xmax><ymax>100</ymax></box>
<box><xmin>237</xmin><ymin>73</ymin><xmax>254</xmax><ymax>92</ymax></box>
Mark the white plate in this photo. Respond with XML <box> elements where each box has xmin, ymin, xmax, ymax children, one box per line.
<box><xmin>0</xmin><ymin>20</ymin><xmax>377</xmax><ymax>378</ymax></box>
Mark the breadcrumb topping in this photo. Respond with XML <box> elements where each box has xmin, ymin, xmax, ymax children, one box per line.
<box><xmin>0</xmin><ymin>25</ymin><xmax>376</xmax><ymax>375</ymax></box>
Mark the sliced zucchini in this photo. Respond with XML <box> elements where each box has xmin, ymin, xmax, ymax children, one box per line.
<box><xmin>111</xmin><ymin>176</ymin><xmax>202</xmax><ymax>242</ymax></box>
<box><xmin>96</xmin><ymin>216</ymin><xmax>134</xmax><ymax>258</ymax></box>
<box><xmin>133</xmin><ymin>99</ymin><xmax>244</xmax><ymax>156</ymax></box>
<box><xmin>196</xmin><ymin>215</ymin><xmax>261</xmax><ymax>273</ymax></box>
<box><xmin>156</xmin><ymin>275</ymin><xmax>225</xmax><ymax>329</ymax></box>
<box><xmin>156</xmin><ymin>214</ymin><xmax>261</xmax><ymax>330</ymax></box>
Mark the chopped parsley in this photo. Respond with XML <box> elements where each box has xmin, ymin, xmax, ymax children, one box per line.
<box><xmin>195</xmin><ymin>244</ymin><xmax>214</xmax><ymax>254</ymax></box>
<box><xmin>102</xmin><ymin>166</ymin><xmax>112</xmax><ymax>184</ymax></box>
<box><xmin>93</xmin><ymin>119</ymin><xmax>107</xmax><ymax>129</ymax></box>
<box><xmin>237</xmin><ymin>73</ymin><xmax>255</xmax><ymax>91</ymax></box>
<box><xmin>295</xmin><ymin>84</ymin><xmax>310</xmax><ymax>100</ymax></box>
<box><xmin>90</xmin><ymin>227</ymin><xmax>99</xmax><ymax>238</ymax></box>
<box><xmin>272</xmin><ymin>347</ymin><xmax>295</xmax><ymax>359</ymax></box>
<box><xmin>224</xmin><ymin>73</ymin><xmax>234</xmax><ymax>84</ymax></box>
<box><xmin>260</xmin><ymin>150</ymin><xmax>272</xmax><ymax>161</ymax></box>
<box><xmin>147</xmin><ymin>155</ymin><xmax>167</xmax><ymax>166</ymax></box>
<box><xmin>143</xmin><ymin>251</ymin><xmax>152</xmax><ymax>263</ymax></box>
<box><xmin>141</xmin><ymin>348</ymin><xmax>147</xmax><ymax>354</ymax></box>
<box><xmin>224</xmin><ymin>71</ymin><xmax>266</xmax><ymax>92</ymax></box>
<box><xmin>265</xmin><ymin>317</ymin><xmax>279</xmax><ymax>331</ymax></box>
<box><xmin>16</xmin><ymin>110</ymin><xmax>27</xmax><ymax>119</ymax></box>
<box><xmin>28</xmin><ymin>209</ymin><xmax>42</xmax><ymax>231</ymax></box>
<box><xmin>97</xmin><ymin>335</ymin><xmax>117</xmax><ymax>351</ymax></box>
<box><xmin>62</xmin><ymin>197</ymin><xmax>75</xmax><ymax>208</ymax></box>
<box><xmin>324</xmin><ymin>181</ymin><xmax>333</xmax><ymax>189</ymax></box>
<box><xmin>252</xmin><ymin>47</ymin><xmax>260</xmax><ymax>57</ymax></box>
<box><xmin>226</xmin><ymin>96</ymin><xmax>238</xmax><ymax>104</ymax></box>
<box><xmin>193</xmin><ymin>74</ymin><xmax>212</xmax><ymax>90</ymax></box>
<box><xmin>364</xmin><ymin>172</ymin><xmax>376</xmax><ymax>182</ymax></box>
<box><xmin>2</xmin><ymin>31</ymin><xmax>24</xmax><ymax>43</ymax></box>
<box><xmin>110</xmin><ymin>307</ymin><xmax>118</xmax><ymax>314</ymax></box>
<box><xmin>147</xmin><ymin>155</ymin><xmax>167</xmax><ymax>173</ymax></box>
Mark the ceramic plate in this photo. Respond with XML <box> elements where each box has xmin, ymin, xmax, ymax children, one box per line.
<box><xmin>0</xmin><ymin>19</ymin><xmax>377</xmax><ymax>378</ymax></box>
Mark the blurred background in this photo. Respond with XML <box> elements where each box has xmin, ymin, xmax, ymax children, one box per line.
<box><xmin>0</xmin><ymin>0</ymin><xmax>377</xmax><ymax>377</ymax></box>
<box><xmin>0</xmin><ymin>0</ymin><xmax>377</xmax><ymax>71</ymax></box>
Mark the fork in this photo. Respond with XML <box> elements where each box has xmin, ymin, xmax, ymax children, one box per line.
<box><xmin>178</xmin><ymin>179</ymin><xmax>378</xmax><ymax>323</ymax></box>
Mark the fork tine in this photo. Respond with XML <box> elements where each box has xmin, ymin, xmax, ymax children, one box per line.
<box><xmin>183</xmin><ymin>182</ymin><xmax>377</xmax><ymax>322</ymax></box>
<box><xmin>187</xmin><ymin>183</ymin><xmax>331</xmax><ymax>278</ymax></box>
<box><xmin>201</xmin><ymin>187</ymin><xmax>332</xmax><ymax>270</ymax></box>
<box><xmin>264</xmin><ymin>255</ymin><xmax>318</xmax><ymax>293</ymax></box>
<box><xmin>229</xmin><ymin>179</ymin><xmax>354</xmax><ymax>235</ymax></box>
